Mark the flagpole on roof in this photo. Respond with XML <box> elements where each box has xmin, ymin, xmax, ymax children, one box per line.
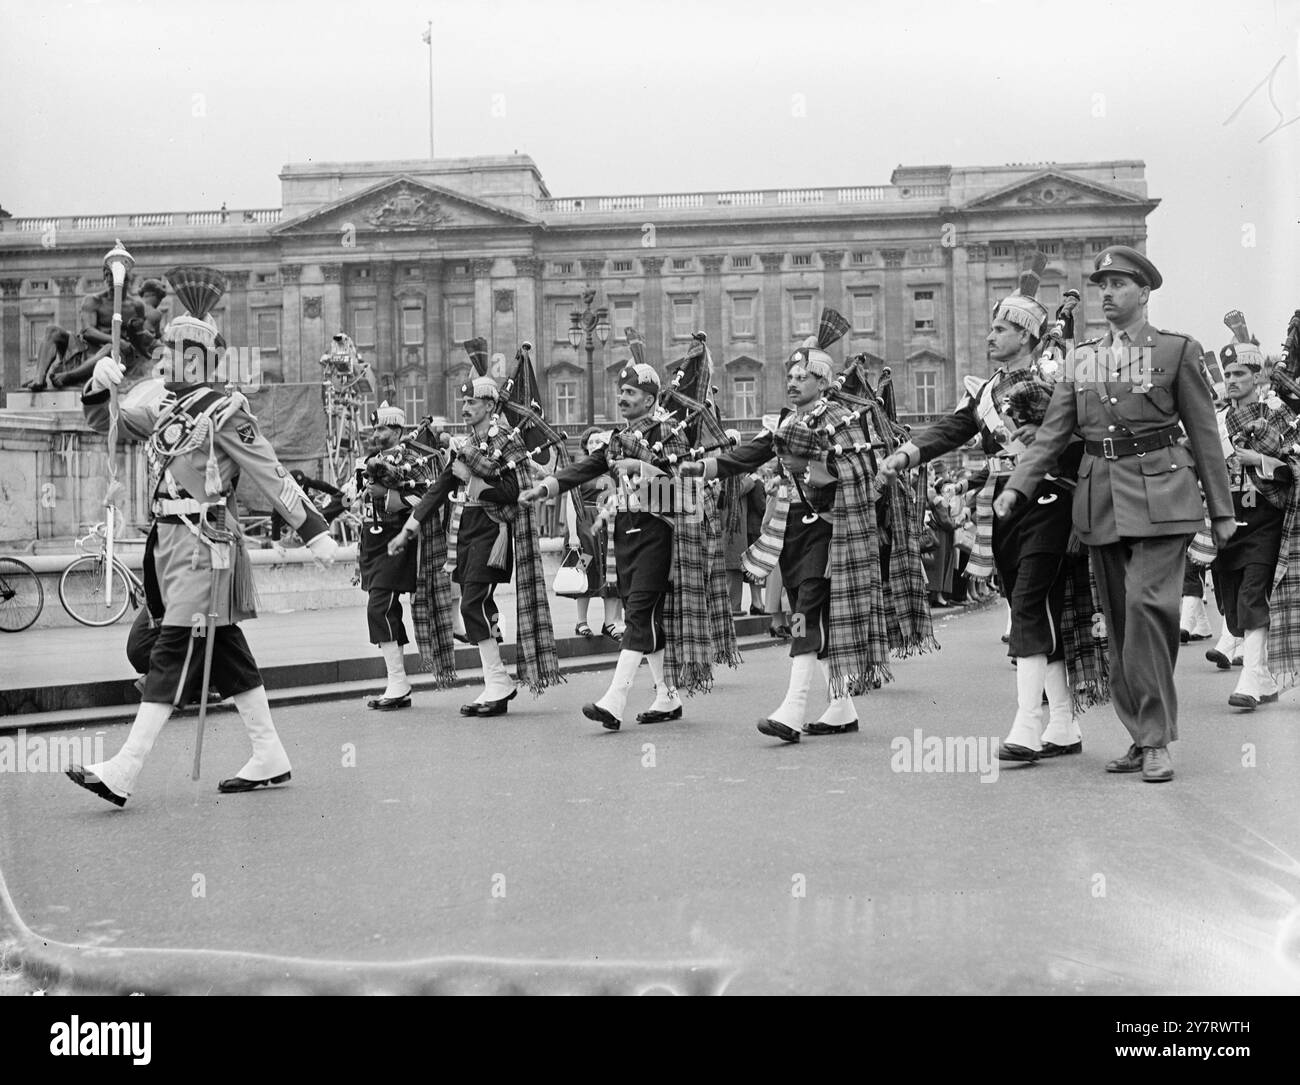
<box><xmin>424</xmin><ymin>19</ymin><xmax>434</xmax><ymax>158</ymax></box>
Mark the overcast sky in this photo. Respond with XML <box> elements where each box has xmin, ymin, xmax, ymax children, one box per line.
<box><xmin>2</xmin><ymin>0</ymin><xmax>1296</xmax><ymax>351</ymax></box>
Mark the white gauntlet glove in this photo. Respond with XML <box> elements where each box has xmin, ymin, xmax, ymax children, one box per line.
<box><xmin>306</xmin><ymin>532</ymin><xmax>339</xmax><ymax>565</ymax></box>
<box><xmin>91</xmin><ymin>354</ymin><xmax>126</xmax><ymax>392</ymax></box>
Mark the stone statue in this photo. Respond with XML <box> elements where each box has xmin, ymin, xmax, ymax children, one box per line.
<box><xmin>24</xmin><ymin>267</ymin><xmax>164</xmax><ymax>391</ymax></box>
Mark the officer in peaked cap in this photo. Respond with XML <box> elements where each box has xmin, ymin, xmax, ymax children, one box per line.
<box><xmin>994</xmin><ymin>243</ymin><xmax>1235</xmax><ymax>783</ymax></box>
<box><xmin>1089</xmin><ymin>245</ymin><xmax>1163</xmax><ymax>290</ymax></box>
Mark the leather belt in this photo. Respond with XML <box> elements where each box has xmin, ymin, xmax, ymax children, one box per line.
<box><xmin>1084</xmin><ymin>425</ymin><xmax>1183</xmax><ymax>460</ymax></box>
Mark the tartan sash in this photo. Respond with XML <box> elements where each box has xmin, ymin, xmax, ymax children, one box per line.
<box><xmin>741</xmin><ymin>487</ymin><xmax>789</xmax><ymax>582</ymax></box>
<box><xmin>963</xmin><ymin>468</ymin><xmax>1003</xmax><ymax>581</ymax></box>
<box><xmin>412</xmin><ymin>512</ymin><xmax>457</xmax><ymax>688</ymax></box>
<box><xmin>1267</xmin><ymin>452</ymin><xmax>1300</xmax><ymax>690</ymax></box>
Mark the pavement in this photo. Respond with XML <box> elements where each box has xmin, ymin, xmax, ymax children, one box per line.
<box><xmin>1</xmin><ymin>580</ymin><xmax>781</xmax><ymax>722</ymax></box>
<box><xmin>2</xmin><ymin>600</ymin><xmax>1298</xmax><ymax>996</ymax></box>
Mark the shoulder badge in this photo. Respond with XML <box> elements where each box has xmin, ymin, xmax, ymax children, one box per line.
<box><xmin>236</xmin><ymin>421</ymin><xmax>256</xmax><ymax>445</ymax></box>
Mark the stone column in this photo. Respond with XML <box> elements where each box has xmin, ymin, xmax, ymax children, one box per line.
<box><xmin>881</xmin><ymin>249</ymin><xmax>907</xmax><ymax>387</ymax></box>
<box><xmin>700</xmin><ymin>254</ymin><xmax>725</xmax><ymax>365</ymax></box>
<box><xmin>1063</xmin><ymin>240</ymin><xmax>1087</xmax><ymax>330</ymax></box>
<box><xmin>1</xmin><ymin>279</ymin><xmax>22</xmax><ymax>391</ymax></box>
<box><xmin>757</xmin><ymin>251</ymin><xmax>785</xmax><ymax>410</ymax></box>
<box><xmin>373</xmin><ymin>259</ymin><xmax>396</xmax><ymax>385</ymax></box>
<box><xmin>818</xmin><ymin>250</ymin><xmax>845</xmax><ymax>363</ymax></box>
<box><xmin>471</xmin><ymin>258</ymin><xmax>494</xmax><ymax>354</ymax></box>
<box><xmin>55</xmin><ymin>276</ymin><xmax>81</xmax><ymax>330</ymax></box>
<box><xmin>964</xmin><ymin>244</ymin><xmax>989</xmax><ymax>381</ymax></box>
<box><xmin>278</xmin><ymin>264</ymin><xmax>302</xmax><ymax>381</ymax></box>
<box><xmin>422</xmin><ymin>259</ymin><xmax>445</xmax><ymax>415</ymax></box>
<box><xmin>224</xmin><ymin>269</ymin><xmax>250</xmax><ymax>357</ymax></box>
<box><xmin>640</xmin><ymin>257</ymin><xmax>664</xmax><ymax>368</ymax></box>
<box><xmin>321</xmin><ymin>263</ymin><xmax>345</xmax><ymax>341</ymax></box>
<box><xmin>949</xmin><ymin>245</ymin><xmax>971</xmax><ymax>394</ymax></box>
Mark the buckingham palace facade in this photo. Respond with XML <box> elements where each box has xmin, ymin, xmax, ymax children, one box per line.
<box><xmin>0</xmin><ymin>154</ymin><xmax>1158</xmax><ymax>427</ymax></box>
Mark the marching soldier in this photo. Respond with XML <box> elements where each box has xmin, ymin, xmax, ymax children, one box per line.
<box><xmin>358</xmin><ymin>403</ymin><xmax>434</xmax><ymax>710</ymax></box>
<box><xmin>1214</xmin><ymin>344</ymin><xmax>1300</xmax><ymax>708</ymax></box>
<box><xmin>519</xmin><ymin>360</ymin><xmax>706</xmax><ymax>731</ymax></box>
<box><xmin>392</xmin><ymin>374</ymin><xmax>561</xmax><ymax>713</ymax></box>
<box><xmin>67</xmin><ymin>269</ymin><xmax>337</xmax><ymax>808</ymax></box>
<box><xmin>679</xmin><ymin>316</ymin><xmax>895</xmax><ymax>742</ymax></box>
<box><xmin>994</xmin><ymin>246</ymin><xmax>1235</xmax><ymax>782</ymax></box>
<box><xmin>879</xmin><ymin>260</ymin><xmax>1106</xmax><ymax>762</ymax></box>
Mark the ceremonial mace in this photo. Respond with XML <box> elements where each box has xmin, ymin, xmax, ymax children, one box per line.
<box><xmin>103</xmin><ymin>240</ymin><xmax>135</xmax><ymax>608</ymax></box>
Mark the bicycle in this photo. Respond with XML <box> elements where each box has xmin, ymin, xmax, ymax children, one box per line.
<box><xmin>0</xmin><ymin>556</ymin><xmax>44</xmax><ymax>632</ymax></box>
<box><xmin>58</xmin><ymin>522</ymin><xmax>146</xmax><ymax>627</ymax></box>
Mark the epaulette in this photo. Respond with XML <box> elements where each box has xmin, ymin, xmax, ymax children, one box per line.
<box><xmin>1155</xmin><ymin>328</ymin><xmax>1193</xmax><ymax>342</ymax></box>
<box><xmin>1077</xmin><ymin>336</ymin><xmax>1102</xmax><ymax>346</ymax></box>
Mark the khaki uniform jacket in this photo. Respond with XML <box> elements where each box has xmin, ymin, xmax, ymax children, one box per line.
<box><xmin>83</xmin><ymin>380</ymin><xmax>327</xmax><ymax>625</ymax></box>
<box><xmin>1007</xmin><ymin>323</ymin><xmax>1232</xmax><ymax>545</ymax></box>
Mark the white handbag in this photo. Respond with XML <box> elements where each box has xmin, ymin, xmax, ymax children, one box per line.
<box><xmin>553</xmin><ymin>547</ymin><xmax>593</xmax><ymax>597</ymax></box>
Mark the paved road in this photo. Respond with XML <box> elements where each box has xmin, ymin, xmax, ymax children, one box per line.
<box><xmin>3</xmin><ymin>602</ymin><xmax>1299</xmax><ymax>995</ymax></box>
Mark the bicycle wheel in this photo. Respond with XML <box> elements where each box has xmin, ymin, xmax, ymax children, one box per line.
<box><xmin>59</xmin><ymin>554</ymin><xmax>132</xmax><ymax>627</ymax></box>
<box><xmin>0</xmin><ymin>557</ymin><xmax>44</xmax><ymax>632</ymax></box>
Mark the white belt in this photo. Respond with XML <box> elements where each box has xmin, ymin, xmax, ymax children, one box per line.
<box><xmin>153</xmin><ymin>497</ymin><xmax>225</xmax><ymax>516</ymax></box>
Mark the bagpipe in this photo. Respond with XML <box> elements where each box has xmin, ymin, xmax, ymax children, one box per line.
<box><xmin>651</xmin><ymin>331</ymin><xmax>738</xmax><ymax>465</ymax></box>
<box><xmin>1033</xmin><ymin>290</ymin><xmax>1081</xmax><ymax>382</ymax></box>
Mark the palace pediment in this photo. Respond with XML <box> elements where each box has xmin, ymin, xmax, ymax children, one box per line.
<box><xmin>961</xmin><ymin>170</ymin><xmax>1150</xmax><ymax>211</ymax></box>
<box><xmin>271</xmin><ymin>175</ymin><xmax>540</xmax><ymax>236</ymax></box>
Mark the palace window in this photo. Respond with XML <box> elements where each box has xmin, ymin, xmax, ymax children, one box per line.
<box><xmin>913</xmin><ymin>290</ymin><xmax>935</xmax><ymax>332</ymax></box>
<box><xmin>731</xmin><ymin>296</ymin><xmax>755</xmax><ymax>337</ymax></box>
<box><xmin>850</xmin><ymin>293</ymin><xmax>875</xmax><ymax>333</ymax></box>
<box><xmin>672</xmin><ymin>258</ymin><xmax>692</xmax><ymax>272</ymax></box>
<box><xmin>990</xmin><ymin>244</ymin><xmax>1011</xmax><ymax>258</ymax></box>
<box><xmin>256</xmin><ymin>311</ymin><xmax>280</xmax><ymax>353</ymax></box>
<box><xmin>552</xmin><ymin>378</ymin><xmax>580</xmax><ymax>424</ymax></box>
<box><xmin>553</xmin><ymin>262</ymin><xmax>574</xmax><ymax>276</ymax></box>
<box><xmin>401</xmin><ymin>376</ymin><xmax>427</xmax><ymax>422</ymax></box>
<box><xmin>914</xmin><ymin>370</ymin><xmax>938</xmax><ymax>415</ymax></box>
<box><xmin>451</xmin><ymin>302</ymin><xmax>473</xmax><ymax>343</ymax></box>
<box><xmin>354</xmin><ymin>267</ymin><xmax>371</xmax><ymax>280</ymax></box>
<box><xmin>353</xmin><ymin>307</ymin><xmax>375</xmax><ymax>347</ymax></box>
<box><xmin>611</xmin><ymin>260</ymin><xmax>633</xmax><ymax>274</ymax></box>
<box><xmin>732</xmin><ymin>375</ymin><xmax>758</xmax><ymax>418</ymax></box>
<box><xmin>731</xmin><ymin>255</ymin><xmax>752</xmax><ymax>270</ymax></box>
<box><xmin>791</xmin><ymin>294</ymin><xmax>815</xmax><ymax>336</ymax></box>
<box><xmin>255</xmin><ymin>271</ymin><xmax>277</xmax><ymax>286</ymax></box>
<box><xmin>555</xmin><ymin>302</ymin><xmax>577</xmax><ymax>343</ymax></box>
<box><xmin>672</xmin><ymin>297</ymin><xmax>696</xmax><ymax>338</ymax></box>
<box><xmin>401</xmin><ymin>305</ymin><xmax>424</xmax><ymax>346</ymax></box>
<box><xmin>851</xmin><ymin>251</ymin><xmax>870</xmax><ymax>265</ymax></box>
<box><xmin>611</xmin><ymin>300</ymin><xmax>636</xmax><ymax>339</ymax></box>
<box><xmin>790</xmin><ymin>254</ymin><xmax>812</xmax><ymax>267</ymax></box>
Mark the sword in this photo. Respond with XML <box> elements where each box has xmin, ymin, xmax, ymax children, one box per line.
<box><xmin>191</xmin><ymin>504</ymin><xmax>231</xmax><ymax>780</ymax></box>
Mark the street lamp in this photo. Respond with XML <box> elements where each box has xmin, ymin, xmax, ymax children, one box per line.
<box><xmin>568</xmin><ymin>290</ymin><xmax>610</xmax><ymax>424</ymax></box>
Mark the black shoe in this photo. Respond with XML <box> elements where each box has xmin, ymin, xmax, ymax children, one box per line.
<box><xmin>217</xmin><ymin>771</ymin><xmax>291</xmax><ymax>793</ymax></box>
<box><xmin>1205</xmin><ymin>648</ymin><xmax>1233</xmax><ymax>670</ymax></box>
<box><xmin>801</xmin><ymin>719</ymin><xmax>859</xmax><ymax>736</ymax></box>
<box><xmin>636</xmin><ymin>706</ymin><xmax>683</xmax><ymax>724</ymax></box>
<box><xmin>475</xmin><ymin>689</ymin><xmax>517</xmax><ymax>716</ymax></box>
<box><xmin>460</xmin><ymin>702</ymin><xmax>483</xmax><ymax>716</ymax></box>
<box><xmin>1000</xmin><ymin>634</ymin><xmax>1010</xmax><ymax>644</ymax></box>
<box><xmin>583</xmin><ymin>702</ymin><xmax>621</xmax><ymax>730</ymax></box>
<box><xmin>1186</xmin><ymin>633</ymin><xmax>1210</xmax><ymax>642</ymax></box>
<box><xmin>1233</xmin><ymin>656</ymin><xmax>1244</xmax><ymax>667</ymax></box>
<box><xmin>1038</xmin><ymin>740</ymin><xmax>1082</xmax><ymax>758</ymax></box>
<box><xmin>756</xmin><ymin>718</ymin><xmax>800</xmax><ymax>743</ymax></box>
<box><xmin>65</xmin><ymin>767</ymin><xmax>127</xmax><ymax>808</ymax></box>
<box><xmin>997</xmin><ymin>742</ymin><xmax>1039</xmax><ymax>762</ymax></box>
<box><xmin>1105</xmin><ymin>744</ymin><xmax>1144</xmax><ymax>773</ymax></box>
<box><xmin>453</xmin><ymin>632</ymin><xmax>470</xmax><ymax>644</ymax></box>
<box><xmin>1179</xmin><ymin>629</ymin><xmax>1189</xmax><ymax>644</ymax></box>
<box><xmin>749</xmin><ymin>605</ymin><xmax>766</xmax><ymax>616</ymax></box>
<box><xmin>367</xmin><ymin>693</ymin><xmax>412</xmax><ymax>711</ymax></box>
